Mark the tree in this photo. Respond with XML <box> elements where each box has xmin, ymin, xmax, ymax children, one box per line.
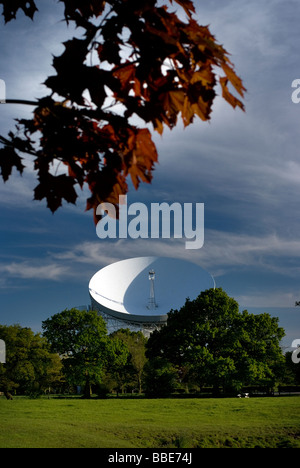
<box><xmin>0</xmin><ymin>324</ymin><xmax>62</xmax><ymax>399</ymax></box>
<box><xmin>0</xmin><ymin>0</ymin><xmax>245</xmax><ymax>223</ymax></box>
<box><xmin>143</xmin><ymin>357</ymin><xmax>178</xmax><ymax>397</ymax></box>
<box><xmin>233</xmin><ymin>310</ymin><xmax>286</xmax><ymax>393</ymax></box>
<box><xmin>42</xmin><ymin>308</ymin><xmax>127</xmax><ymax>398</ymax></box>
<box><xmin>146</xmin><ymin>288</ymin><xmax>285</xmax><ymax>394</ymax></box>
<box><xmin>110</xmin><ymin>329</ymin><xmax>148</xmax><ymax>393</ymax></box>
<box><xmin>283</xmin><ymin>352</ymin><xmax>300</xmax><ymax>386</ymax></box>
<box><xmin>101</xmin><ymin>332</ymin><xmax>132</xmax><ymax>396</ymax></box>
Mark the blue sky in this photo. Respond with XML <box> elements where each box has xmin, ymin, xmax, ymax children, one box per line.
<box><xmin>0</xmin><ymin>0</ymin><xmax>299</xmax><ymax>347</ymax></box>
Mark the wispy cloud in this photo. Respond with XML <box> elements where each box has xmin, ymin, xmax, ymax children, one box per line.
<box><xmin>197</xmin><ymin>230</ymin><xmax>300</xmax><ymax>275</ymax></box>
<box><xmin>50</xmin><ymin>229</ymin><xmax>300</xmax><ymax>279</ymax></box>
<box><xmin>237</xmin><ymin>291</ymin><xmax>298</xmax><ymax>309</ymax></box>
<box><xmin>0</xmin><ymin>261</ymin><xmax>70</xmax><ymax>281</ymax></box>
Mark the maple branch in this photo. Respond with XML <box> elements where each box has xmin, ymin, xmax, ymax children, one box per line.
<box><xmin>0</xmin><ymin>134</ymin><xmax>38</xmax><ymax>158</ymax></box>
<box><xmin>0</xmin><ymin>0</ymin><xmax>246</xmax><ymax>221</ymax></box>
<box><xmin>4</xmin><ymin>99</ymin><xmax>38</xmax><ymax>106</ymax></box>
<box><xmin>98</xmin><ymin>5</ymin><xmax>114</xmax><ymax>30</ymax></box>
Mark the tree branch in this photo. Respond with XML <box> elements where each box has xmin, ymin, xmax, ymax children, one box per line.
<box><xmin>4</xmin><ymin>99</ymin><xmax>38</xmax><ymax>106</ymax></box>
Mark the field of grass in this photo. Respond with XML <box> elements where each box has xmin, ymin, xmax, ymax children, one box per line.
<box><xmin>0</xmin><ymin>396</ymin><xmax>299</xmax><ymax>448</ymax></box>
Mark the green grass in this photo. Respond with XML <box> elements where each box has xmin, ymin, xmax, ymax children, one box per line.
<box><xmin>0</xmin><ymin>396</ymin><xmax>299</xmax><ymax>448</ymax></box>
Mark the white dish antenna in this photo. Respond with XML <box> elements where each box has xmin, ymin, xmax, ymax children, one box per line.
<box><xmin>89</xmin><ymin>256</ymin><xmax>215</xmax><ymax>324</ymax></box>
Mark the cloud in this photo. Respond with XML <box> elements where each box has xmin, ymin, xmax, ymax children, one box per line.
<box><xmin>196</xmin><ymin>230</ymin><xmax>300</xmax><ymax>274</ymax></box>
<box><xmin>237</xmin><ymin>292</ymin><xmax>298</xmax><ymax>309</ymax></box>
<box><xmin>54</xmin><ymin>238</ymin><xmax>190</xmax><ymax>265</ymax></box>
<box><xmin>49</xmin><ymin>227</ymin><xmax>300</xmax><ymax>280</ymax></box>
<box><xmin>0</xmin><ymin>171</ymin><xmax>36</xmax><ymax>208</ymax></box>
<box><xmin>0</xmin><ymin>261</ymin><xmax>70</xmax><ymax>281</ymax></box>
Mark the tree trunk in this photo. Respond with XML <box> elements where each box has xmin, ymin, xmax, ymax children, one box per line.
<box><xmin>212</xmin><ymin>384</ymin><xmax>220</xmax><ymax>397</ymax></box>
<box><xmin>4</xmin><ymin>391</ymin><xmax>13</xmax><ymax>400</ymax></box>
<box><xmin>83</xmin><ymin>374</ymin><xmax>92</xmax><ymax>399</ymax></box>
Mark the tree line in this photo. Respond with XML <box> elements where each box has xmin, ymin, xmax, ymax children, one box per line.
<box><xmin>0</xmin><ymin>288</ymin><xmax>299</xmax><ymax>399</ymax></box>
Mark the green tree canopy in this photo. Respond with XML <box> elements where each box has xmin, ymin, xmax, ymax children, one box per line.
<box><xmin>42</xmin><ymin>308</ymin><xmax>128</xmax><ymax>398</ymax></box>
<box><xmin>146</xmin><ymin>288</ymin><xmax>285</xmax><ymax>393</ymax></box>
<box><xmin>0</xmin><ymin>324</ymin><xmax>62</xmax><ymax>399</ymax></box>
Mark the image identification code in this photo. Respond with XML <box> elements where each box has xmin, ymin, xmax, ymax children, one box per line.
<box><xmin>108</xmin><ymin>452</ymin><xmax>192</xmax><ymax>465</ymax></box>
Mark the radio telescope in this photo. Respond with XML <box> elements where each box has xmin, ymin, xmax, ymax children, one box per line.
<box><xmin>89</xmin><ymin>256</ymin><xmax>215</xmax><ymax>336</ymax></box>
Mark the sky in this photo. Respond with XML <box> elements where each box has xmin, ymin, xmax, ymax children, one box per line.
<box><xmin>0</xmin><ymin>0</ymin><xmax>299</xmax><ymax>347</ymax></box>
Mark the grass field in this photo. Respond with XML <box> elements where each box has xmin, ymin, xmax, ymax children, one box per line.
<box><xmin>0</xmin><ymin>396</ymin><xmax>299</xmax><ymax>448</ymax></box>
